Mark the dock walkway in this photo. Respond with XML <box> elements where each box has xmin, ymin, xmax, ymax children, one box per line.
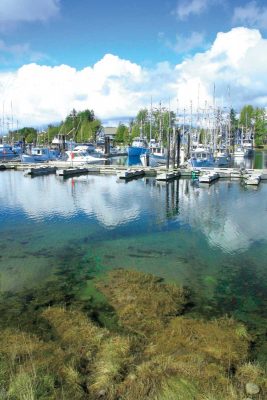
<box><xmin>1</xmin><ymin>161</ymin><xmax>267</xmax><ymax>183</ymax></box>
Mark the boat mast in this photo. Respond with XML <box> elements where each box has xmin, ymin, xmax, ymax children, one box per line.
<box><xmin>149</xmin><ymin>96</ymin><xmax>152</xmax><ymax>143</ymax></box>
<box><xmin>213</xmin><ymin>83</ymin><xmax>216</xmax><ymax>153</ymax></box>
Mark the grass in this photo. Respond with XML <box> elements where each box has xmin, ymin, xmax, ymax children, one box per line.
<box><xmin>0</xmin><ymin>268</ymin><xmax>266</xmax><ymax>399</ymax></box>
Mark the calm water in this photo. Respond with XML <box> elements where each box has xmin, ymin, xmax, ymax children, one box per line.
<box><xmin>1</xmin><ymin>151</ymin><xmax>267</xmax><ymax>360</ymax></box>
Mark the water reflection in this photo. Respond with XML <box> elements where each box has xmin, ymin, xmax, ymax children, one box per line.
<box><xmin>0</xmin><ymin>171</ymin><xmax>267</xmax><ymax>254</ymax></box>
<box><xmin>1</xmin><ymin>168</ymin><xmax>267</xmax><ymax>355</ymax></box>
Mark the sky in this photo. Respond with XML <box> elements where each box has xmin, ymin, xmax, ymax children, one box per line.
<box><xmin>1</xmin><ymin>0</ymin><xmax>267</xmax><ymax>130</ymax></box>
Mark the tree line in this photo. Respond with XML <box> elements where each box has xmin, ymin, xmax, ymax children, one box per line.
<box><xmin>8</xmin><ymin>109</ymin><xmax>101</xmax><ymax>145</ymax></box>
<box><xmin>6</xmin><ymin>105</ymin><xmax>267</xmax><ymax>147</ymax></box>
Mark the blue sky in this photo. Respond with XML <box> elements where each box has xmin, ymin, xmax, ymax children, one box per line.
<box><xmin>1</xmin><ymin>0</ymin><xmax>267</xmax><ymax>128</ymax></box>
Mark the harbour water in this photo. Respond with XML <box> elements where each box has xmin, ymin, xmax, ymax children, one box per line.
<box><xmin>0</xmin><ymin>151</ymin><xmax>267</xmax><ymax>362</ymax></box>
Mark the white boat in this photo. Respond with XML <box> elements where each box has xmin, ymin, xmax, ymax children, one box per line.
<box><xmin>64</xmin><ymin>150</ymin><xmax>105</xmax><ymax>164</ymax></box>
<box><xmin>199</xmin><ymin>171</ymin><xmax>219</xmax><ymax>183</ymax></box>
<box><xmin>73</xmin><ymin>144</ymin><xmax>95</xmax><ymax>153</ymax></box>
<box><xmin>233</xmin><ymin>147</ymin><xmax>245</xmax><ymax>158</ymax></box>
<box><xmin>0</xmin><ymin>143</ymin><xmax>17</xmax><ymax>159</ymax></box>
<box><xmin>52</xmin><ymin>135</ymin><xmax>76</xmax><ymax>150</ymax></box>
<box><xmin>243</xmin><ymin>139</ymin><xmax>254</xmax><ymax>157</ymax></box>
<box><xmin>21</xmin><ymin>147</ymin><xmax>60</xmax><ymax>163</ymax></box>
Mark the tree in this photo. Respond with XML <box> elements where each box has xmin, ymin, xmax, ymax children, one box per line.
<box><xmin>115</xmin><ymin>124</ymin><xmax>129</xmax><ymax>144</ymax></box>
<box><xmin>239</xmin><ymin>105</ymin><xmax>254</xmax><ymax>131</ymax></box>
<box><xmin>253</xmin><ymin>107</ymin><xmax>266</xmax><ymax>146</ymax></box>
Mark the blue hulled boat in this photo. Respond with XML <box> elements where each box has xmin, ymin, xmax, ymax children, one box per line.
<box><xmin>127</xmin><ymin>137</ymin><xmax>149</xmax><ymax>157</ymax></box>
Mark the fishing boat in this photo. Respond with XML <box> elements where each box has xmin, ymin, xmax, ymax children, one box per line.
<box><xmin>0</xmin><ymin>143</ymin><xmax>17</xmax><ymax>159</ymax></box>
<box><xmin>214</xmin><ymin>151</ymin><xmax>231</xmax><ymax>167</ymax></box>
<box><xmin>233</xmin><ymin>146</ymin><xmax>245</xmax><ymax>158</ymax></box>
<box><xmin>127</xmin><ymin>137</ymin><xmax>149</xmax><ymax>157</ymax></box>
<box><xmin>188</xmin><ymin>145</ymin><xmax>215</xmax><ymax>167</ymax></box>
<box><xmin>21</xmin><ymin>147</ymin><xmax>60</xmax><ymax>163</ymax></box>
<box><xmin>243</xmin><ymin>139</ymin><xmax>254</xmax><ymax>157</ymax></box>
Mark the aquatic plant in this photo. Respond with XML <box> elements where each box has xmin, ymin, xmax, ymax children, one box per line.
<box><xmin>42</xmin><ymin>307</ymin><xmax>108</xmax><ymax>361</ymax></box>
<box><xmin>147</xmin><ymin>316</ymin><xmax>250</xmax><ymax>369</ymax></box>
<box><xmin>88</xmin><ymin>335</ymin><xmax>133</xmax><ymax>399</ymax></box>
<box><xmin>0</xmin><ymin>269</ymin><xmax>266</xmax><ymax>400</ymax></box>
<box><xmin>96</xmin><ymin>269</ymin><xmax>187</xmax><ymax>336</ymax></box>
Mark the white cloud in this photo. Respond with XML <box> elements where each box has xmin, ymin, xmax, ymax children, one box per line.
<box><xmin>159</xmin><ymin>31</ymin><xmax>205</xmax><ymax>53</ymax></box>
<box><xmin>173</xmin><ymin>27</ymin><xmax>267</xmax><ymax>108</ymax></box>
<box><xmin>233</xmin><ymin>1</ymin><xmax>267</xmax><ymax>29</ymax></box>
<box><xmin>0</xmin><ymin>39</ymin><xmax>46</xmax><ymax>65</ymax></box>
<box><xmin>0</xmin><ymin>0</ymin><xmax>60</xmax><ymax>22</ymax></box>
<box><xmin>175</xmin><ymin>0</ymin><xmax>210</xmax><ymax>19</ymax></box>
<box><xmin>1</xmin><ymin>28</ymin><xmax>267</xmax><ymax>129</ymax></box>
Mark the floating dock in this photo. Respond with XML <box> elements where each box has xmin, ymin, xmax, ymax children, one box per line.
<box><xmin>199</xmin><ymin>171</ymin><xmax>219</xmax><ymax>184</ymax></box>
<box><xmin>156</xmin><ymin>171</ymin><xmax>179</xmax><ymax>181</ymax></box>
<box><xmin>56</xmin><ymin>167</ymin><xmax>89</xmax><ymax>177</ymax></box>
<box><xmin>117</xmin><ymin>169</ymin><xmax>145</xmax><ymax>179</ymax></box>
<box><xmin>25</xmin><ymin>166</ymin><xmax>57</xmax><ymax>176</ymax></box>
<box><xmin>2</xmin><ymin>160</ymin><xmax>267</xmax><ymax>185</ymax></box>
<box><xmin>245</xmin><ymin>174</ymin><xmax>262</xmax><ymax>185</ymax></box>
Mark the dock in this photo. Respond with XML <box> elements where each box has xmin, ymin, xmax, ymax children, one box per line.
<box><xmin>199</xmin><ymin>171</ymin><xmax>219</xmax><ymax>184</ymax></box>
<box><xmin>56</xmin><ymin>167</ymin><xmax>89</xmax><ymax>177</ymax></box>
<box><xmin>117</xmin><ymin>169</ymin><xmax>145</xmax><ymax>179</ymax></box>
<box><xmin>156</xmin><ymin>171</ymin><xmax>179</xmax><ymax>181</ymax></box>
<box><xmin>1</xmin><ymin>160</ymin><xmax>267</xmax><ymax>186</ymax></box>
<box><xmin>25</xmin><ymin>166</ymin><xmax>57</xmax><ymax>176</ymax></box>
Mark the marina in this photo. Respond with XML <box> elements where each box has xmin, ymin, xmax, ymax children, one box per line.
<box><xmin>2</xmin><ymin>2</ymin><xmax>267</xmax><ymax>396</ymax></box>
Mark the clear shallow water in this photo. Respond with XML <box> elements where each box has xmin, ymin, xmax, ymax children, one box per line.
<box><xmin>0</xmin><ymin>158</ymin><xmax>267</xmax><ymax>360</ymax></box>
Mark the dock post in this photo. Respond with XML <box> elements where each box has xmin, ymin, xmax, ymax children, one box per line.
<box><xmin>176</xmin><ymin>128</ymin><xmax>181</xmax><ymax>167</ymax></box>
<box><xmin>104</xmin><ymin>136</ymin><xmax>110</xmax><ymax>156</ymax></box>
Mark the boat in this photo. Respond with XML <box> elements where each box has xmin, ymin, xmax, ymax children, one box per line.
<box><xmin>214</xmin><ymin>151</ymin><xmax>231</xmax><ymax>167</ymax></box>
<box><xmin>64</xmin><ymin>149</ymin><xmax>106</xmax><ymax>164</ymax></box>
<box><xmin>188</xmin><ymin>145</ymin><xmax>215</xmax><ymax>167</ymax></box>
<box><xmin>0</xmin><ymin>143</ymin><xmax>17</xmax><ymax>159</ymax></box>
<box><xmin>243</xmin><ymin>139</ymin><xmax>254</xmax><ymax>158</ymax></box>
<box><xmin>127</xmin><ymin>137</ymin><xmax>149</xmax><ymax>157</ymax></box>
<box><xmin>73</xmin><ymin>144</ymin><xmax>96</xmax><ymax>153</ymax></box>
<box><xmin>21</xmin><ymin>147</ymin><xmax>60</xmax><ymax>163</ymax></box>
<box><xmin>233</xmin><ymin>146</ymin><xmax>245</xmax><ymax>158</ymax></box>
<box><xmin>140</xmin><ymin>152</ymin><xmax>167</xmax><ymax>167</ymax></box>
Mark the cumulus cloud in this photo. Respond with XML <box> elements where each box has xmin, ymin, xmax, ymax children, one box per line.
<box><xmin>175</xmin><ymin>0</ymin><xmax>210</xmax><ymax>19</ymax></box>
<box><xmin>233</xmin><ymin>1</ymin><xmax>267</xmax><ymax>29</ymax></box>
<box><xmin>0</xmin><ymin>0</ymin><xmax>60</xmax><ymax>22</ymax></box>
<box><xmin>1</xmin><ymin>28</ymin><xmax>267</xmax><ymax>128</ymax></box>
<box><xmin>173</xmin><ymin>27</ymin><xmax>267</xmax><ymax>108</ymax></box>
